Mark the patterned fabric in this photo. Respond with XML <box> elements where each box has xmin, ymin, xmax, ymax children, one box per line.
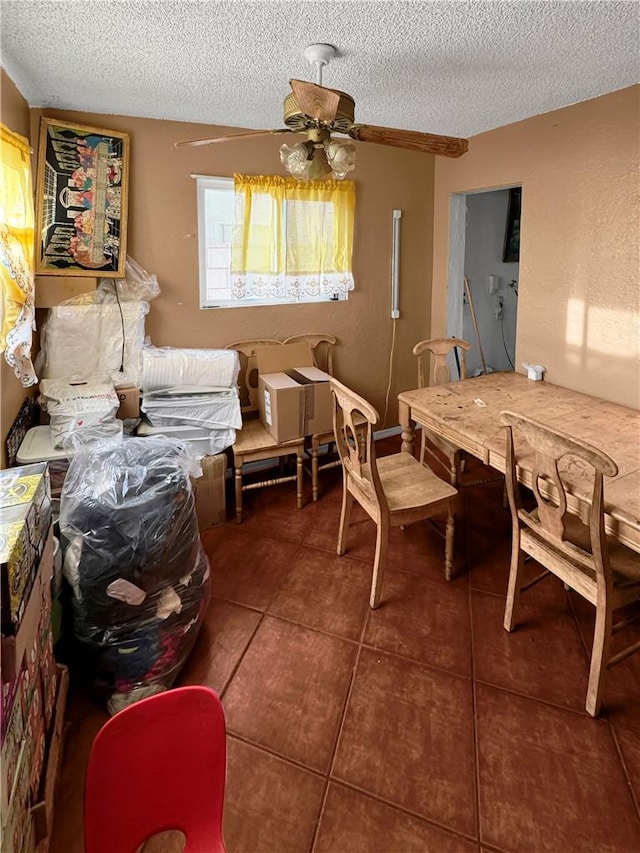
<box><xmin>231</xmin><ymin>174</ymin><xmax>355</xmax><ymax>301</ymax></box>
<box><xmin>0</xmin><ymin>123</ymin><xmax>37</xmax><ymax>386</ymax></box>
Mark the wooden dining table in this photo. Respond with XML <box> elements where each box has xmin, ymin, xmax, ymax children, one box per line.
<box><xmin>398</xmin><ymin>371</ymin><xmax>640</xmax><ymax>554</ymax></box>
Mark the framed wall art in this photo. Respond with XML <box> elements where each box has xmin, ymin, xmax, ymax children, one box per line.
<box><xmin>502</xmin><ymin>186</ymin><xmax>521</xmax><ymax>263</ymax></box>
<box><xmin>34</xmin><ymin>118</ymin><xmax>130</xmax><ymax>277</ymax></box>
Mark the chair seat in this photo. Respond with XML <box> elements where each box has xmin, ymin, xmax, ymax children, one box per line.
<box><xmin>377</xmin><ymin>452</ymin><xmax>458</xmax><ymax>513</ymax></box>
<box><xmin>233</xmin><ymin>417</ymin><xmax>305</xmax><ymax>455</ymax></box>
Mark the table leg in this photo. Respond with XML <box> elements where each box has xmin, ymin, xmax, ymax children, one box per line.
<box><xmin>399</xmin><ymin>400</ymin><xmax>415</xmax><ymax>456</ymax></box>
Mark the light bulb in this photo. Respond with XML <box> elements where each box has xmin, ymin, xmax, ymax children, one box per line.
<box><xmin>325</xmin><ymin>140</ymin><xmax>356</xmax><ymax>180</ymax></box>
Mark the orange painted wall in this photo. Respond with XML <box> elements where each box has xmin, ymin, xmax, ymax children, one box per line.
<box><xmin>432</xmin><ymin>85</ymin><xmax>640</xmax><ymax>409</ymax></box>
<box><xmin>31</xmin><ymin>107</ymin><xmax>435</xmax><ymax>428</ymax></box>
<box><xmin>1</xmin><ymin>69</ymin><xmax>34</xmax><ymax>468</ymax></box>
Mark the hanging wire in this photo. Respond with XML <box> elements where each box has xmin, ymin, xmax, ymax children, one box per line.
<box><xmin>500</xmin><ymin>315</ymin><xmax>515</xmax><ymax>369</ymax></box>
<box><xmin>114</xmin><ymin>279</ymin><xmax>126</xmax><ymax>373</ymax></box>
<box><xmin>382</xmin><ymin>317</ymin><xmax>398</xmax><ymax>427</ymax></box>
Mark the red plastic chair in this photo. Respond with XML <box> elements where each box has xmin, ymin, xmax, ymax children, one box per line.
<box><xmin>84</xmin><ymin>686</ymin><xmax>227</xmax><ymax>853</ymax></box>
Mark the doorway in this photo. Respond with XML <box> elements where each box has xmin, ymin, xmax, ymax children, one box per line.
<box><xmin>446</xmin><ymin>187</ymin><xmax>520</xmax><ymax>376</ymax></box>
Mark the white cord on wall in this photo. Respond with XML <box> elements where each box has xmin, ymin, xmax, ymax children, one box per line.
<box><xmin>382</xmin><ymin>316</ymin><xmax>398</xmax><ymax>427</ymax></box>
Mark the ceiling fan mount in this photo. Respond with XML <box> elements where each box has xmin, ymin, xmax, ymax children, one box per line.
<box><xmin>175</xmin><ymin>43</ymin><xmax>469</xmax><ymax>177</ymax></box>
<box><xmin>302</xmin><ymin>43</ymin><xmax>337</xmax><ymax>75</ymax></box>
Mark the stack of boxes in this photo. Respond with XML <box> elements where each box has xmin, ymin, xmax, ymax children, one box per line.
<box><xmin>1</xmin><ymin>464</ymin><xmax>68</xmax><ymax>853</ymax></box>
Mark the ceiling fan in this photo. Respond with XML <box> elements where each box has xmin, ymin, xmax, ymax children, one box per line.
<box><xmin>176</xmin><ymin>44</ymin><xmax>469</xmax><ymax>180</ymax></box>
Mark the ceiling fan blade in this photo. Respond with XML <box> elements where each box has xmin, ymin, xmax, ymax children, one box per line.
<box><xmin>174</xmin><ymin>128</ymin><xmax>293</xmax><ymax>148</ymax></box>
<box><xmin>289</xmin><ymin>79</ymin><xmax>340</xmax><ymax>123</ymax></box>
<box><xmin>347</xmin><ymin>124</ymin><xmax>468</xmax><ymax>158</ymax></box>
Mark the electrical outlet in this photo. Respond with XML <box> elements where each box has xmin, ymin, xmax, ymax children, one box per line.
<box><xmin>494</xmin><ymin>295</ymin><xmax>504</xmax><ymax>320</ymax></box>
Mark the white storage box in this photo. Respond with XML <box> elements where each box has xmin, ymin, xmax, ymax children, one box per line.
<box><xmin>136</xmin><ymin>421</ymin><xmax>235</xmax><ymax>456</ymax></box>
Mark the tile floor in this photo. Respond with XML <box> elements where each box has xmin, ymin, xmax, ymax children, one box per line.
<box><xmin>50</xmin><ymin>436</ymin><xmax>640</xmax><ymax>853</ymax></box>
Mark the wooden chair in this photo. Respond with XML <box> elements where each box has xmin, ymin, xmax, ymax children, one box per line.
<box><xmin>331</xmin><ymin>378</ymin><xmax>458</xmax><ymax>608</ymax></box>
<box><xmin>84</xmin><ymin>686</ymin><xmax>227</xmax><ymax>853</ymax></box>
<box><xmin>501</xmin><ymin>410</ymin><xmax>640</xmax><ymax>717</ymax></box>
<box><xmin>284</xmin><ymin>333</ymin><xmax>366</xmax><ymax>501</ymax></box>
<box><xmin>412</xmin><ymin>337</ymin><xmax>472</xmax><ymax>484</ymax></box>
<box><xmin>225</xmin><ymin>339</ymin><xmax>305</xmax><ymax>523</ymax></box>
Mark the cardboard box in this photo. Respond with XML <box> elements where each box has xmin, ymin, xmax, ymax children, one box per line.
<box><xmin>25</xmin><ymin>679</ymin><xmax>45</xmax><ymax>802</ymax></box>
<box><xmin>192</xmin><ymin>454</ymin><xmax>227</xmax><ymax>530</ymax></box>
<box><xmin>1</xmin><ymin>527</ymin><xmax>54</xmax><ymax>685</ymax></box>
<box><xmin>115</xmin><ymin>385</ymin><xmax>140</xmax><ymax>419</ymax></box>
<box><xmin>256</xmin><ymin>343</ymin><xmax>333</xmax><ymax>443</ymax></box>
<box><xmin>1</xmin><ymin>682</ymin><xmax>24</xmax><ymax>823</ymax></box>
<box><xmin>0</xmin><ymin>465</ymin><xmax>52</xmax><ymax>631</ymax></box>
<box><xmin>1</xmin><ymin>738</ymin><xmax>34</xmax><ymax>853</ymax></box>
<box><xmin>31</xmin><ymin>665</ymin><xmax>69</xmax><ymax>846</ymax></box>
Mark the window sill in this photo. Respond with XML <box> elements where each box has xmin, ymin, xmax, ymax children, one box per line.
<box><xmin>200</xmin><ymin>294</ymin><xmax>349</xmax><ymax>309</ymax></box>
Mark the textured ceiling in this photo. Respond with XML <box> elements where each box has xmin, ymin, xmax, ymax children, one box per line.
<box><xmin>1</xmin><ymin>1</ymin><xmax>638</xmax><ymax>140</ymax></box>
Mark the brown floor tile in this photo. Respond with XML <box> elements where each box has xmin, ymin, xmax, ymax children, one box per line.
<box><xmin>303</xmin><ymin>498</ymin><xmax>377</xmax><ymax>562</ymax></box>
<box><xmin>49</xmin><ymin>693</ymin><xmax>108</xmax><ymax>853</ymax></box>
<box><xmin>205</xmin><ymin>525</ymin><xmax>298</xmax><ymax>610</ymax></box>
<box><xmin>472</xmin><ymin>589</ymin><xmax>590</xmax><ymax>712</ymax></box>
<box><xmin>223</xmin><ymin>617</ymin><xmax>358</xmax><ymax>772</ymax></box>
<box><xmin>49</xmin><ymin>435</ymin><xmax>639</xmax><ymax>852</ymax></box>
<box><xmin>332</xmin><ymin>648</ymin><xmax>476</xmax><ymax>837</ymax></box>
<box><xmin>363</xmin><ymin>570</ymin><xmax>472</xmax><ymax>676</ymax></box>
<box><xmin>615</xmin><ymin>725</ymin><xmax>640</xmax><ymax>814</ymax></box>
<box><xmin>176</xmin><ymin>599</ymin><xmax>261</xmax><ymax>693</ymax></box>
<box><xmin>314</xmin><ymin>782</ymin><xmax>478</xmax><ymax>853</ymax></box>
<box><xmin>604</xmin><ymin>653</ymin><xmax>640</xmax><ymax>732</ymax></box>
<box><xmin>311</xmin><ymin>461</ymin><xmax>344</xmax><ymax>503</ymax></box>
<box><xmin>224</xmin><ymin>737</ymin><xmax>325</xmax><ymax>853</ymax></box>
<box><xmin>476</xmin><ymin>684</ymin><xmax>640</xmax><ymax>852</ymax></box>
<box><xmin>385</xmin><ymin>519</ymin><xmax>466</xmax><ymax>583</ymax></box>
<box><xmin>570</xmin><ymin>594</ymin><xmax>640</xmax><ymax>730</ymax></box>
<box><xmin>467</xmin><ymin>535</ymin><xmax>512</xmax><ymax>596</ymax></box>
<box><xmin>268</xmin><ymin>546</ymin><xmax>371</xmax><ymax>641</ymax></box>
<box><xmin>234</xmin><ymin>479</ymin><xmax>319</xmax><ymax>542</ymax></box>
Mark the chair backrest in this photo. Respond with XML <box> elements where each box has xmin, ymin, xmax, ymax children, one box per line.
<box><xmin>284</xmin><ymin>333</ymin><xmax>336</xmax><ymax>376</ymax></box>
<box><xmin>413</xmin><ymin>337</ymin><xmax>471</xmax><ymax>387</ymax></box>
<box><xmin>84</xmin><ymin>686</ymin><xmax>227</xmax><ymax>853</ymax></box>
<box><xmin>500</xmin><ymin>410</ymin><xmax>619</xmax><ymax>586</ymax></box>
<box><xmin>225</xmin><ymin>339</ymin><xmax>283</xmax><ymax>414</ymax></box>
<box><xmin>330</xmin><ymin>378</ymin><xmax>386</xmax><ymax>515</ymax></box>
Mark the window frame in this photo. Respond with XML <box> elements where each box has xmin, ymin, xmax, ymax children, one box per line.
<box><xmin>196</xmin><ymin>175</ymin><xmax>350</xmax><ymax>309</ymax></box>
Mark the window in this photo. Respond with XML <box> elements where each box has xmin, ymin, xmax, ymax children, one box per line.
<box><xmin>197</xmin><ymin>175</ymin><xmax>355</xmax><ymax>308</ymax></box>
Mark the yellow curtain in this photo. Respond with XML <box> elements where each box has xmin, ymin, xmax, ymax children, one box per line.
<box><xmin>0</xmin><ymin>123</ymin><xmax>37</xmax><ymax>386</ymax></box>
<box><xmin>231</xmin><ymin>174</ymin><xmax>355</xmax><ymax>300</ymax></box>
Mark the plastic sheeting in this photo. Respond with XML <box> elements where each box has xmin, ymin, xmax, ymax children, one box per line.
<box><xmin>142</xmin><ymin>347</ymin><xmax>240</xmax><ymax>393</ymax></box>
<box><xmin>60</xmin><ymin>433</ymin><xmax>210</xmax><ymax>713</ymax></box>
<box><xmin>38</xmin><ymin>379</ymin><xmax>120</xmax><ymax>449</ymax></box>
<box><xmin>136</xmin><ymin>421</ymin><xmax>236</xmax><ymax>457</ymax></box>
<box><xmin>141</xmin><ymin>388</ymin><xmax>241</xmax><ymax>431</ymax></box>
<box><xmin>36</xmin><ymin>301</ymin><xmax>148</xmax><ymax>387</ymax></box>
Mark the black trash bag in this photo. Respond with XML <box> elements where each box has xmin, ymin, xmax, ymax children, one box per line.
<box><xmin>59</xmin><ymin>432</ymin><xmax>210</xmax><ymax>713</ymax></box>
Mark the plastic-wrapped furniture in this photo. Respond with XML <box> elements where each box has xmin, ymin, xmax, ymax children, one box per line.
<box><xmin>60</xmin><ymin>434</ymin><xmax>210</xmax><ymax>713</ymax></box>
<box><xmin>84</xmin><ymin>686</ymin><xmax>227</xmax><ymax>853</ymax></box>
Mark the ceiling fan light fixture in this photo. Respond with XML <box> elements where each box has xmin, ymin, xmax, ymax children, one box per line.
<box><xmin>280</xmin><ymin>139</ymin><xmax>335</xmax><ymax>180</ymax></box>
<box><xmin>325</xmin><ymin>139</ymin><xmax>356</xmax><ymax>180</ymax></box>
<box><xmin>280</xmin><ymin>140</ymin><xmax>313</xmax><ymax>177</ymax></box>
